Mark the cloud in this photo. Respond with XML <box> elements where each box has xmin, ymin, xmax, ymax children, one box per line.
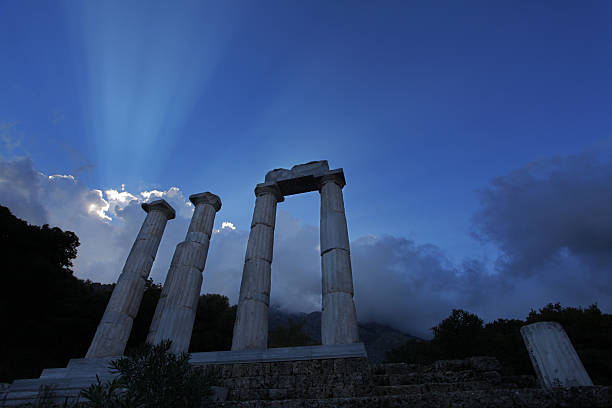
<box><xmin>221</xmin><ymin>221</ymin><xmax>236</xmax><ymax>230</ymax></box>
<box><xmin>0</xmin><ymin>122</ymin><xmax>24</xmax><ymax>152</ymax></box>
<box><xmin>0</xmin><ymin>156</ymin><xmax>194</xmax><ymax>284</ymax></box>
<box><xmin>0</xmin><ymin>157</ymin><xmax>47</xmax><ymax>225</ymax></box>
<box><xmin>1</xmin><ymin>151</ymin><xmax>610</xmax><ymax>339</ymax></box>
<box><xmin>472</xmin><ymin>151</ymin><xmax>612</xmax><ymax>304</ymax></box>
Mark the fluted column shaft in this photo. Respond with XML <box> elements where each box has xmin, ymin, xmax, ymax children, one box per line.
<box><xmin>521</xmin><ymin>321</ymin><xmax>593</xmax><ymax>388</ymax></box>
<box><xmin>319</xmin><ymin>175</ymin><xmax>359</xmax><ymax>345</ymax></box>
<box><xmin>86</xmin><ymin>200</ymin><xmax>175</xmax><ymax>358</ymax></box>
<box><xmin>148</xmin><ymin>193</ymin><xmax>221</xmax><ymax>353</ymax></box>
<box><xmin>231</xmin><ymin>183</ymin><xmax>283</xmax><ymax>350</ymax></box>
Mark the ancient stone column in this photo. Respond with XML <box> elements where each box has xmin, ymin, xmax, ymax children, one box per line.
<box><xmin>231</xmin><ymin>183</ymin><xmax>283</xmax><ymax>350</ymax></box>
<box><xmin>521</xmin><ymin>321</ymin><xmax>593</xmax><ymax>388</ymax></box>
<box><xmin>319</xmin><ymin>171</ymin><xmax>360</xmax><ymax>345</ymax></box>
<box><xmin>86</xmin><ymin>199</ymin><xmax>175</xmax><ymax>358</ymax></box>
<box><xmin>147</xmin><ymin>193</ymin><xmax>221</xmax><ymax>353</ymax></box>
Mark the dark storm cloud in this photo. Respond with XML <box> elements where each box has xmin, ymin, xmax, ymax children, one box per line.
<box><xmin>1</xmin><ymin>152</ymin><xmax>610</xmax><ymax>339</ymax></box>
<box><xmin>472</xmin><ymin>152</ymin><xmax>612</xmax><ymax>294</ymax></box>
<box><xmin>349</xmin><ymin>236</ymin><xmax>500</xmax><ymax>338</ymax></box>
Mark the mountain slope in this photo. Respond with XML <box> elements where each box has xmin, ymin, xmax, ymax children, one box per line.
<box><xmin>269</xmin><ymin>308</ymin><xmax>420</xmax><ymax>363</ymax></box>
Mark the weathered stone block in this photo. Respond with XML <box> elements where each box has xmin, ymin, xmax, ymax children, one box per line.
<box><xmin>251</xmin><ymin>193</ymin><xmax>279</xmax><ymax>228</ymax></box>
<box><xmin>245</xmin><ymin>223</ymin><xmax>275</xmax><ymax>262</ymax></box>
<box><xmin>238</xmin><ymin>259</ymin><xmax>272</xmax><ymax>305</ymax></box>
<box><xmin>321</xmin><ymin>292</ymin><xmax>359</xmax><ymax>345</ymax></box>
<box><xmin>321</xmin><ymin>249</ymin><xmax>354</xmax><ymax>295</ymax></box>
<box><xmin>521</xmin><ymin>321</ymin><xmax>594</xmax><ymax>388</ymax></box>
<box><xmin>173</xmin><ymin>240</ymin><xmax>209</xmax><ymax>271</ymax></box>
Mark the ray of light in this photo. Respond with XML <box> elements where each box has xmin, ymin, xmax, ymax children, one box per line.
<box><xmin>62</xmin><ymin>0</ymin><xmax>242</xmax><ymax>186</ymax></box>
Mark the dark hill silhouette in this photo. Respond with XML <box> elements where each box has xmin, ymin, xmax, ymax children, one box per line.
<box><xmin>268</xmin><ymin>307</ymin><xmax>419</xmax><ymax>363</ymax></box>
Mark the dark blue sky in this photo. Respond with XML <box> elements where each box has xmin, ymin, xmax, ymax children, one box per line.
<box><xmin>1</xmin><ymin>1</ymin><xmax>611</xmax><ymax>332</ymax></box>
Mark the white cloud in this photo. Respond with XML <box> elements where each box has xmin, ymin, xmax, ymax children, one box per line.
<box><xmin>48</xmin><ymin>174</ymin><xmax>76</xmax><ymax>182</ymax></box>
<box><xmin>2</xmin><ymin>154</ymin><xmax>608</xmax><ymax>339</ymax></box>
<box><xmin>105</xmin><ymin>189</ymin><xmax>138</xmax><ymax>207</ymax></box>
<box><xmin>0</xmin><ymin>157</ymin><xmax>194</xmax><ymax>285</ymax></box>
<box><xmin>87</xmin><ymin>189</ymin><xmax>111</xmax><ymax>221</ymax></box>
<box><xmin>140</xmin><ymin>190</ymin><xmax>165</xmax><ymax>201</ymax></box>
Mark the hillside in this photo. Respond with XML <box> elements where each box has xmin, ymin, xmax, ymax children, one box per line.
<box><xmin>269</xmin><ymin>308</ymin><xmax>419</xmax><ymax>363</ymax></box>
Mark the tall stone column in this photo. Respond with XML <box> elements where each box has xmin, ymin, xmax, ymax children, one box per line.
<box><xmin>231</xmin><ymin>183</ymin><xmax>283</xmax><ymax>350</ymax></box>
<box><xmin>521</xmin><ymin>321</ymin><xmax>593</xmax><ymax>388</ymax></box>
<box><xmin>148</xmin><ymin>192</ymin><xmax>221</xmax><ymax>353</ymax></box>
<box><xmin>319</xmin><ymin>172</ymin><xmax>359</xmax><ymax>345</ymax></box>
<box><xmin>86</xmin><ymin>199</ymin><xmax>175</xmax><ymax>358</ymax></box>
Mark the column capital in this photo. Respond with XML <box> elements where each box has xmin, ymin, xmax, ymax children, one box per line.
<box><xmin>189</xmin><ymin>192</ymin><xmax>222</xmax><ymax>212</ymax></box>
<box><xmin>318</xmin><ymin>169</ymin><xmax>346</xmax><ymax>189</ymax></box>
<box><xmin>254</xmin><ymin>182</ymin><xmax>284</xmax><ymax>202</ymax></box>
<box><xmin>142</xmin><ymin>199</ymin><xmax>176</xmax><ymax>220</ymax></box>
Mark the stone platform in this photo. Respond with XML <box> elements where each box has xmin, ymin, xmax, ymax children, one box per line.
<box><xmin>0</xmin><ymin>344</ymin><xmax>367</xmax><ymax>406</ymax></box>
<box><xmin>206</xmin><ymin>356</ymin><xmax>611</xmax><ymax>408</ymax></box>
<box><xmin>3</xmin><ymin>346</ymin><xmax>611</xmax><ymax>407</ymax></box>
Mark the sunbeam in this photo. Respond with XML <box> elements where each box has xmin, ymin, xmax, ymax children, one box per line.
<box><xmin>62</xmin><ymin>1</ymin><xmax>242</xmax><ymax>186</ymax></box>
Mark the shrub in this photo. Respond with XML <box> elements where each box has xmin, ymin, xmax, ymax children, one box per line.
<box><xmin>81</xmin><ymin>341</ymin><xmax>210</xmax><ymax>408</ymax></box>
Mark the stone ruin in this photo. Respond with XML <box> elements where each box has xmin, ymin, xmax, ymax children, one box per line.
<box><xmin>2</xmin><ymin>160</ymin><xmax>611</xmax><ymax>407</ymax></box>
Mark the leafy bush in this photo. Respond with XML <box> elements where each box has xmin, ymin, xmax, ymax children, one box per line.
<box><xmin>81</xmin><ymin>341</ymin><xmax>210</xmax><ymax>408</ymax></box>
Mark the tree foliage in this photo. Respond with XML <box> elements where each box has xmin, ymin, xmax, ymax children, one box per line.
<box><xmin>189</xmin><ymin>294</ymin><xmax>237</xmax><ymax>352</ymax></box>
<box><xmin>0</xmin><ymin>206</ymin><xmax>237</xmax><ymax>383</ymax></box>
<box><xmin>387</xmin><ymin>304</ymin><xmax>612</xmax><ymax>385</ymax></box>
<box><xmin>432</xmin><ymin>309</ymin><xmax>484</xmax><ymax>358</ymax></box>
<box><xmin>268</xmin><ymin>318</ymin><xmax>315</xmax><ymax>348</ymax></box>
<box><xmin>81</xmin><ymin>340</ymin><xmax>210</xmax><ymax>408</ymax></box>
<box><xmin>0</xmin><ymin>205</ymin><xmax>107</xmax><ymax>382</ymax></box>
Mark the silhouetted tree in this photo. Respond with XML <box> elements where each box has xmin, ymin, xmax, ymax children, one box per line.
<box><xmin>126</xmin><ymin>279</ymin><xmax>162</xmax><ymax>351</ymax></box>
<box><xmin>388</xmin><ymin>303</ymin><xmax>612</xmax><ymax>385</ymax></box>
<box><xmin>268</xmin><ymin>318</ymin><xmax>315</xmax><ymax>348</ymax></box>
<box><xmin>189</xmin><ymin>294</ymin><xmax>237</xmax><ymax>352</ymax></box>
<box><xmin>0</xmin><ymin>205</ymin><xmax>106</xmax><ymax>382</ymax></box>
<box><xmin>432</xmin><ymin>309</ymin><xmax>484</xmax><ymax>358</ymax></box>
<box><xmin>479</xmin><ymin>318</ymin><xmax>532</xmax><ymax>375</ymax></box>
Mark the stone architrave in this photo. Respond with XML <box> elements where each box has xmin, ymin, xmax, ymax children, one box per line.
<box><xmin>86</xmin><ymin>199</ymin><xmax>175</xmax><ymax>359</ymax></box>
<box><xmin>520</xmin><ymin>321</ymin><xmax>594</xmax><ymax>388</ymax></box>
<box><xmin>231</xmin><ymin>183</ymin><xmax>283</xmax><ymax>350</ymax></box>
<box><xmin>231</xmin><ymin>161</ymin><xmax>360</xmax><ymax>350</ymax></box>
<box><xmin>147</xmin><ymin>192</ymin><xmax>221</xmax><ymax>353</ymax></box>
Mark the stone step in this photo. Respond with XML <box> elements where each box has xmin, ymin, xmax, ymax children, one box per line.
<box><xmin>216</xmin><ymin>373</ymin><xmax>369</xmax><ymax>390</ymax></box>
<box><xmin>2</xmin><ymin>375</ymin><xmax>116</xmax><ymax>407</ymax></box>
<box><xmin>371</xmin><ymin>362</ymin><xmax>423</xmax><ymax>375</ymax></box>
<box><xmin>371</xmin><ymin>369</ymin><xmax>502</xmax><ymax>386</ymax></box>
<box><xmin>2</xmin><ymin>386</ymin><xmax>84</xmax><ymax>407</ymax></box>
<box><xmin>374</xmin><ymin>381</ymin><xmax>494</xmax><ymax>395</ymax></box>
<box><xmin>209</xmin><ymin>386</ymin><xmax>612</xmax><ymax>408</ymax></box>
<box><xmin>227</xmin><ymin>384</ymin><xmax>374</xmax><ymax>401</ymax></box>
<box><xmin>371</xmin><ymin>356</ymin><xmax>502</xmax><ymax>376</ymax></box>
<box><xmin>500</xmin><ymin>375</ymin><xmax>538</xmax><ymax>388</ymax></box>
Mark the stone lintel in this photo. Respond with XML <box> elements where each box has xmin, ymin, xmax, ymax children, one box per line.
<box><xmin>189</xmin><ymin>192</ymin><xmax>222</xmax><ymax>212</ymax></box>
<box><xmin>265</xmin><ymin>160</ymin><xmax>329</xmax><ymax>183</ymax></box>
<box><xmin>262</xmin><ymin>168</ymin><xmax>346</xmax><ymax>197</ymax></box>
<box><xmin>141</xmin><ymin>199</ymin><xmax>176</xmax><ymax>220</ymax></box>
